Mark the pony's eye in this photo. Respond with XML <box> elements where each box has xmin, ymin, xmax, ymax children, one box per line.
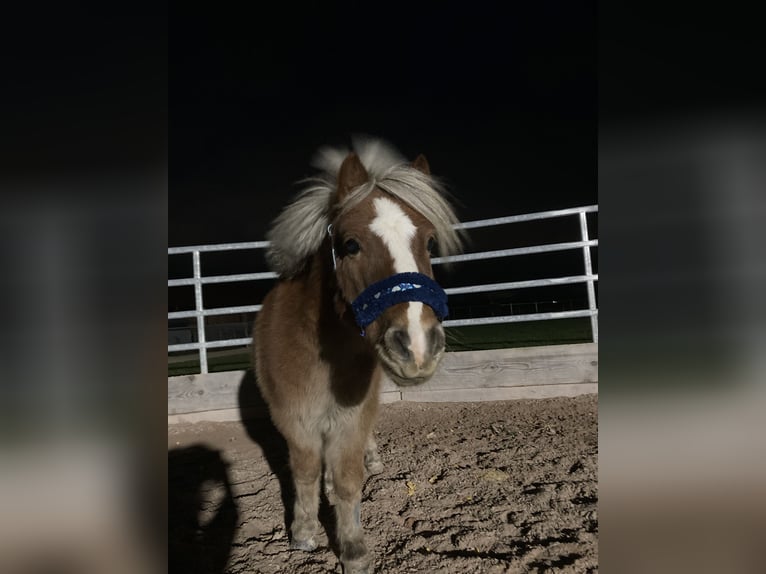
<box><xmin>427</xmin><ymin>237</ymin><xmax>436</xmax><ymax>254</ymax></box>
<box><xmin>344</xmin><ymin>238</ymin><xmax>361</xmax><ymax>255</ymax></box>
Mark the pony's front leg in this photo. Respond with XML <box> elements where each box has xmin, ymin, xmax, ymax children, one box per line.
<box><xmin>326</xmin><ymin>436</ymin><xmax>372</xmax><ymax>574</ymax></box>
<box><xmin>287</xmin><ymin>439</ymin><xmax>322</xmax><ymax>551</ymax></box>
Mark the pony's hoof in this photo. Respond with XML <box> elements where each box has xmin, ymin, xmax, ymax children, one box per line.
<box><xmin>290</xmin><ymin>536</ymin><xmax>318</xmax><ymax>552</ymax></box>
<box><xmin>365</xmin><ymin>459</ymin><xmax>384</xmax><ymax>475</ymax></box>
<box><xmin>341</xmin><ymin>555</ymin><xmax>373</xmax><ymax>574</ymax></box>
<box><xmin>341</xmin><ymin>540</ymin><xmax>372</xmax><ymax>574</ymax></box>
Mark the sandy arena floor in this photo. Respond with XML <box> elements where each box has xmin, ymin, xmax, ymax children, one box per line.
<box><xmin>169</xmin><ymin>394</ymin><xmax>598</xmax><ymax>573</ymax></box>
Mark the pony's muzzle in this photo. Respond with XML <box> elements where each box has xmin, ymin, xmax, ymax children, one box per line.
<box><xmin>380</xmin><ymin>323</ymin><xmax>446</xmax><ymax>386</ymax></box>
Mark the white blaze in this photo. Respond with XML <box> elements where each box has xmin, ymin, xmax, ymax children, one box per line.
<box><xmin>369</xmin><ymin>197</ymin><xmax>427</xmax><ymax>365</ymax></box>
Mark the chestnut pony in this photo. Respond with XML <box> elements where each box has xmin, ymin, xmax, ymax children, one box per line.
<box><xmin>253</xmin><ymin>137</ymin><xmax>463</xmax><ymax>573</ymax></box>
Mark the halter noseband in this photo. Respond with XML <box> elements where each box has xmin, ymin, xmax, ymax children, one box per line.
<box><xmin>328</xmin><ymin>224</ymin><xmax>449</xmax><ymax>335</ymax></box>
<box><xmin>352</xmin><ymin>272</ymin><xmax>449</xmax><ymax>334</ymax></box>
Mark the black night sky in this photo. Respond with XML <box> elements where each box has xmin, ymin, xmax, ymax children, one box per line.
<box><xmin>169</xmin><ymin>2</ymin><xmax>597</xmax><ymax>311</ymax></box>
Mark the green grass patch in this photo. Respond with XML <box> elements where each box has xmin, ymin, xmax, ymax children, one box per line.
<box><xmin>168</xmin><ymin>349</ymin><xmax>252</xmax><ymax>378</ymax></box>
<box><xmin>445</xmin><ymin>317</ymin><xmax>592</xmax><ymax>352</ymax></box>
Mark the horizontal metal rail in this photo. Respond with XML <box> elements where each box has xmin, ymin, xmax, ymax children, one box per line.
<box><xmin>168</xmin><ymin>272</ymin><xmax>277</xmax><ymax>288</ymax></box>
<box><xmin>168</xmin><ymin>204</ymin><xmax>598</xmax><ymax>373</ymax></box>
<box><xmin>166</xmin><ymin>205</ymin><xmax>599</xmax><ymax>254</ymax></box>
<box><xmin>168</xmin><ymin>240</ymin><xmax>270</xmax><ymax>255</ymax></box>
<box><xmin>453</xmin><ymin>205</ymin><xmax>598</xmax><ymax>230</ymax></box>
<box><xmin>169</xmin><ymin>337</ymin><xmax>253</xmax><ymax>353</ymax></box>
<box><xmin>168</xmin><ymin>244</ymin><xmax>600</xmax><ymax>291</ymax></box>
<box><xmin>168</xmin><ymin>275</ymin><xmax>598</xmax><ymax>321</ymax></box>
<box><xmin>431</xmin><ymin>240</ymin><xmax>598</xmax><ymax>265</ymax></box>
<box><xmin>443</xmin><ymin>309</ymin><xmax>597</xmax><ymax>328</ymax></box>
<box><xmin>168</xmin><ymin>304</ymin><xmax>262</xmax><ymax>320</ymax></box>
<box><xmin>444</xmin><ymin>274</ymin><xmax>598</xmax><ymax>295</ymax></box>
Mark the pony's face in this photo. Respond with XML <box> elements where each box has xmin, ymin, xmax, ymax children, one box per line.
<box><xmin>331</xmin><ymin>154</ymin><xmax>447</xmax><ymax>387</ymax></box>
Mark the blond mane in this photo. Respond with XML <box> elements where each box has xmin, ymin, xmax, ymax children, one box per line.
<box><xmin>266</xmin><ymin>136</ymin><xmax>464</xmax><ymax>277</ymax></box>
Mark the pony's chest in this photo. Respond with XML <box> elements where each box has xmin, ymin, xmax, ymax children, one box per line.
<box><xmin>296</xmin><ymin>396</ymin><xmax>361</xmax><ymax>438</ymax></box>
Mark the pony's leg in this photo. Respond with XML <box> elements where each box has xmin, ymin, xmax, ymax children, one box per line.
<box><xmin>287</xmin><ymin>438</ymin><xmax>322</xmax><ymax>551</ymax></box>
<box><xmin>326</xmin><ymin>433</ymin><xmax>372</xmax><ymax>574</ymax></box>
<box><xmin>364</xmin><ymin>435</ymin><xmax>384</xmax><ymax>475</ymax></box>
<box><xmin>328</xmin><ymin>435</ymin><xmax>380</xmax><ymax>504</ymax></box>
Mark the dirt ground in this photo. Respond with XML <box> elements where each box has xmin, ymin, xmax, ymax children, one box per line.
<box><xmin>168</xmin><ymin>394</ymin><xmax>598</xmax><ymax>574</ymax></box>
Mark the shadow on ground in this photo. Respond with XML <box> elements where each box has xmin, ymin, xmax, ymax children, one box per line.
<box><xmin>168</xmin><ymin>444</ymin><xmax>238</xmax><ymax>574</ymax></box>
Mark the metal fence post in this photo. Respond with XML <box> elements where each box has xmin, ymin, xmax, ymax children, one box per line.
<box><xmin>578</xmin><ymin>211</ymin><xmax>598</xmax><ymax>343</ymax></box>
<box><xmin>192</xmin><ymin>250</ymin><xmax>208</xmax><ymax>373</ymax></box>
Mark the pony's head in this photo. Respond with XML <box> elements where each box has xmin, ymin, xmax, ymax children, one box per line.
<box><xmin>266</xmin><ymin>137</ymin><xmax>465</xmax><ymax>386</ymax></box>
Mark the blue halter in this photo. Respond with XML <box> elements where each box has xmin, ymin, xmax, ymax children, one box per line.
<box><xmin>351</xmin><ymin>272</ymin><xmax>449</xmax><ymax>335</ymax></box>
<box><xmin>327</xmin><ymin>224</ymin><xmax>449</xmax><ymax>335</ymax></box>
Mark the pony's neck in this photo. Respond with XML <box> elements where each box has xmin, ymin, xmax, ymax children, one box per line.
<box><xmin>309</xmin><ymin>241</ymin><xmax>381</xmax><ymax>404</ymax></box>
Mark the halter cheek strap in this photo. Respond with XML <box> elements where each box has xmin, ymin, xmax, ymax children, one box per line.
<box><xmin>351</xmin><ymin>272</ymin><xmax>449</xmax><ymax>335</ymax></box>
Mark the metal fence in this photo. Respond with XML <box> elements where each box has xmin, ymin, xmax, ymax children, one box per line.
<box><xmin>168</xmin><ymin>205</ymin><xmax>598</xmax><ymax>374</ymax></box>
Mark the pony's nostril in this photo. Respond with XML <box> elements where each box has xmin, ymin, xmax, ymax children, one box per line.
<box><xmin>393</xmin><ymin>329</ymin><xmax>411</xmax><ymax>358</ymax></box>
<box><xmin>430</xmin><ymin>326</ymin><xmax>446</xmax><ymax>356</ymax></box>
<box><xmin>386</xmin><ymin>329</ymin><xmax>411</xmax><ymax>360</ymax></box>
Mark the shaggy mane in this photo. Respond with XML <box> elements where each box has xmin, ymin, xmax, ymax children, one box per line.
<box><xmin>266</xmin><ymin>136</ymin><xmax>465</xmax><ymax>277</ymax></box>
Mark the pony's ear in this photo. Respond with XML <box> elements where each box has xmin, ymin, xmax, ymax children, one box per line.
<box><xmin>337</xmin><ymin>152</ymin><xmax>369</xmax><ymax>200</ymax></box>
<box><xmin>411</xmin><ymin>154</ymin><xmax>431</xmax><ymax>175</ymax></box>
